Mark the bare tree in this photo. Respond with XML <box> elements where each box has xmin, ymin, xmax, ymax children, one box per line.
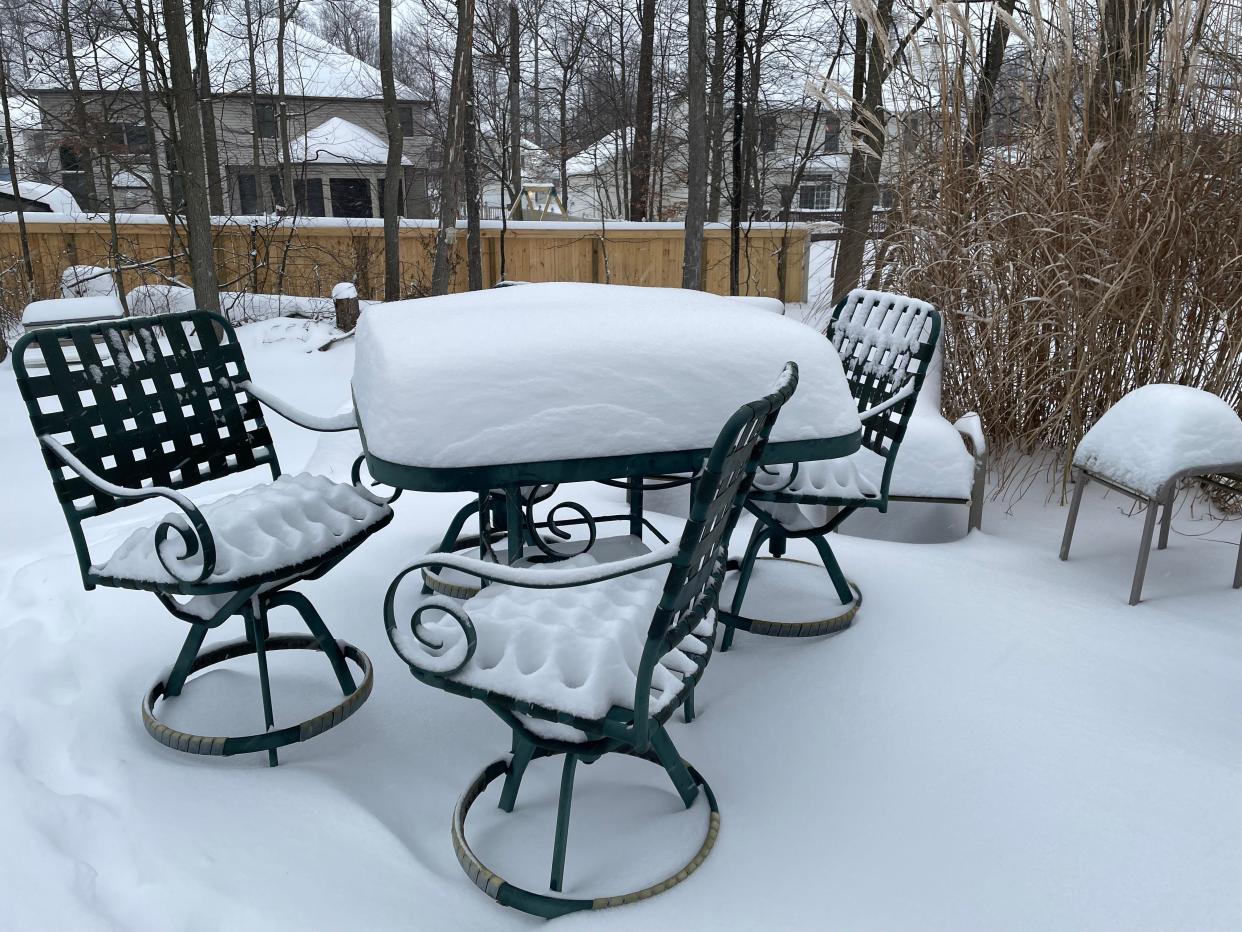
<box><xmin>431</xmin><ymin>0</ymin><xmax>476</xmax><ymax>295</ymax></box>
<box><xmin>627</xmin><ymin>0</ymin><xmax>656</xmax><ymax>219</ymax></box>
<box><xmin>380</xmin><ymin>0</ymin><xmax>403</xmax><ymax>298</ymax></box>
<box><xmin>682</xmin><ymin>0</ymin><xmax>706</xmax><ymax>287</ymax></box>
<box><xmin>0</xmin><ymin>33</ymin><xmax>34</xmax><ymax>303</ymax></box>
<box><xmin>190</xmin><ymin>0</ymin><xmax>224</xmax><ymax>213</ymax></box>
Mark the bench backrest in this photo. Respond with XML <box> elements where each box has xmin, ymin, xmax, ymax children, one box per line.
<box><xmin>12</xmin><ymin>312</ymin><xmax>279</xmax><ymax>560</ymax></box>
<box><xmin>828</xmin><ymin>289</ymin><xmax>941</xmax><ymax>498</ymax></box>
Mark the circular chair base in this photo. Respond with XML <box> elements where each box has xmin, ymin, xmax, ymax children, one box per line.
<box><xmin>142</xmin><ymin>634</ymin><xmax>373</xmax><ymax>758</ymax></box>
<box><xmin>723</xmin><ymin>557</ymin><xmax>862</xmax><ymax>638</ymax></box>
<box><xmin>452</xmin><ymin>752</ymin><xmax>720</xmax><ymax>919</ymax></box>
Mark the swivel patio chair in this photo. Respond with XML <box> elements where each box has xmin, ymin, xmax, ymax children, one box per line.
<box><xmin>721</xmin><ymin>289</ymin><xmax>941</xmax><ymax>648</ymax></box>
<box><xmin>1059</xmin><ymin>384</ymin><xmax>1242</xmax><ymax>604</ymax></box>
<box><xmin>12</xmin><ymin>310</ymin><xmax>396</xmax><ymax>766</ymax></box>
<box><xmin>383</xmin><ymin>363</ymin><xmax>798</xmax><ymax>918</ymax></box>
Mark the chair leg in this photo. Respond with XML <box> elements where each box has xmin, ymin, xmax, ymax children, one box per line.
<box><xmin>549</xmin><ymin>754</ymin><xmax>578</xmax><ymax>892</ymax></box>
<box><xmin>1157</xmin><ymin>490</ymin><xmax>1174</xmax><ymax>550</ymax></box>
<box><xmin>265</xmin><ymin>590</ymin><xmax>356</xmax><ymax>695</ymax></box>
<box><xmin>768</xmin><ymin>528</ymin><xmax>786</xmax><ymax>558</ymax></box>
<box><xmin>809</xmin><ymin>533</ymin><xmax>855</xmax><ymax>605</ymax></box>
<box><xmin>1130</xmin><ymin>501</ymin><xmax>1160</xmax><ymax>606</ymax></box>
<box><xmin>1059</xmin><ymin>467</ymin><xmax>1088</xmax><ymax>561</ymax></box>
<box><xmin>683</xmin><ymin>681</ymin><xmax>695</xmax><ymax>723</ymax></box>
<box><xmin>1233</xmin><ymin>526</ymin><xmax>1242</xmax><ymax>590</ymax></box>
<box><xmin>648</xmin><ymin>726</ymin><xmax>699</xmax><ymax>809</ymax></box>
<box><xmin>246</xmin><ymin>601</ymin><xmax>279</xmax><ymax>767</ymax></box>
<box><xmin>722</xmin><ymin>520</ymin><xmax>772</xmax><ymax>652</ymax></box>
<box><xmin>499</xmin><ymin>734</ymin><xmax>536</xmax><ymax>813</ymax></box>
<box><xmin>165</xmin><ymin>623</ymin><xmax>209</xmax><ymax>697</ymax></box>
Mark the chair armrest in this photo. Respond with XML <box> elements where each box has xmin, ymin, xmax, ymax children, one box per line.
<box><xmin>40</xmin><ymin>435</ymin><xmax>217</xmax><ymax>583</ymax></box>
<box><xmin>953</xmin><ymin>412</ymin><xmax>987</xmax><ymax>459</ymax></box>
<box><xmin>236</xmin><ymin>380</ymin><xmax>358</xmax><ymax>432</ymax></box>
<box><xmin>403</xmin><ymin>542</ymin><xmax>678</xmax><ymax>589</ymax></box>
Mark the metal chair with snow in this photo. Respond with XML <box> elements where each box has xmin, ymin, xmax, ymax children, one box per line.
<box><xmin>383</xmin><ymin>363</ymin><xmax>798</xmax><ymax>918</ymax></box>
<box><xmin>721</xmin><ymin>289</ymin><xmax>941</xmax><ymax>648</ymax></box>
<box><xmin>12</xmin><ymin>310</ymin><xmax>396</xmax><ymax>766</ymax></box>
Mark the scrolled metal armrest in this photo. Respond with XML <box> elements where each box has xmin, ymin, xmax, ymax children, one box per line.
<box><xmin>235</xmin><ymin>380</ymin><xmax>359</xmax><ymax>432</ymax></box>
<box><xmin>753</xmin><ymin>460</ymin><xmax>801</xmax><ymax>496</ymax></box>
<box><xmin>384</xmin><ymin>569</ymin><xmax>477</xmax><ymax>675</ymax></box>
<box><xmin>401</xmin><ymin>542</ymin><xmax>678</xmax><ymax>590</ymax></box>
<box><xmin>41</xmin><ymin>435</ymin><xmax>217</xmax><ymax>583</ymax></box>
<box><xmin>350</xmin><ymin>455</ymin><xmax>403</xmax><ymax>505</ymax></box>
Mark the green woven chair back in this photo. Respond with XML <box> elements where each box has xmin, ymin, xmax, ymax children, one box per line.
<box><xmin>635</xmin><ymin>363</ymin><xmax>799</xmax><ymax>716</ymax></box>
<box><xmin>12</xmin><ymin>311</ymin><xmax>279</xmax><ymax>530</ymax></box>
<box><xmin>828</xmin><ymin>289</ymin><xmax>941</xmax><ymax>495</ymax></box>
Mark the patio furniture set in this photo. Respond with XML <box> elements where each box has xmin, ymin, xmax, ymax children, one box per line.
<box><xmin>12</xmin><ymin>280</ymin><xmax>1237</xmax><ymax>917</ymax></box>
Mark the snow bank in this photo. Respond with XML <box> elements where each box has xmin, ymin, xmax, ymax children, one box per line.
<box><xmin>21</xmin><ymin>295</ymin><xmax>124</xmax><ymax>326</ymax></box>
<box><xmin>128</xmin><ymin>284</ymin><xmax>336</xmax><ymax>323</ymax></box>
<box><xmin>353</xmin><ymin>282</ymin><xmax>860</xmax><ymax>468</ymax></box>
<box><xmin>60</xmin><ymin>265</ymin><xmax>118</xmax><ymax>299</ymax></box>
<box><xmin>1074</xmin><ymin>384</ymin><xmax>1242</xmax><ymax>496</ymax></box>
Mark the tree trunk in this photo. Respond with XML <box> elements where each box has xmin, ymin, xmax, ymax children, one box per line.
<box><xmin>430</xmin><ymin>0</ymin><xmax>475</xmax><ymax>295</ymax></box>
<box><xmin>628</xmin><ymin>0</ymin><xmax>657</xmax><ymax>221</ymax></box>
<box><xmin>276</xmin><ymin>0</ymin><xmax>295</xmax><ymax>209</ymax></box>
<box><xmin>190</xmin><ymin>0</ymin><xmax>224</xmax><ymax>215</ymax></box>
<box><xmin>707</xmin><ymin>0</ymin><xmax>727</xmax><ymax>221</ymax></box>
<box><xmin>61</xmin><ymin>0</ymin><xmax>98</xmax><ymax>210</ymax></box>
<box><xmin>380</xmin><ymin>0</ymin><xmax>403</xmax><ymax>299</ymax></box>
<box><xmin>162</xmin><ymin>0</ymin><xmax>220</xmax><ymax>312</ymax></box>
<box><xmin>463</xmin><ymin>49</ymin><xmax>483</xmax><ymax>290</ymax></box>
<box><xmin>729</xmin><ymin>0</ymin><xmax>745</xmax><ymax>294</ymax></box>
<box><xmin>963</xmin><ymin>0</ymin><xmax>1015</xmax><ymax>166</ymax></box>
<box><xmin>132</xmin><ymin>0</ymin><xmax>167</xmax><ymax>215</ymax></box>
<box><xmin>0</xmin><ymin>41</ymin><xmax>34</xmax><ymax>300</ymax></box>
<box><xmin>508</xmin><ymin>0</ymin><xmax>523</xmax><ymax>218</ymax></box>
<box><xmin>682</xmin><ymin>0</ymin><xmax>707</xmax><ymax>288</ymax></box>
<box><xmin>1089</xmin><ymin>0</ymin><xmax>1158</xmax><ymax>139</ymax></box>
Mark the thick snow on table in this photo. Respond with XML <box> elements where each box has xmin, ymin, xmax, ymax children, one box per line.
<box><xmin>353</xmin><ymin>283</ymin><xmax>860</xmax><ymax>468</ymax></box>
<box><xmin>1074</xmin><ymin>384</ymin><xmax>1242</xmax><ymax>496</ymax></box>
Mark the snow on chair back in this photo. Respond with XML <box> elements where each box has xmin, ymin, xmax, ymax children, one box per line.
<box><xmin>829</xmin><ymin>289</ymin><xmax>941</xmax><ymax>485</ymax></box>
<box><xmin>634</xmin><ymin>362</ymin><xmax>799</xmax><ymax>731</ymax></box>
<box><xmin>12</xmin><ymin>311</ymin><xmax>279</xmax><ymax>531</ymax></box>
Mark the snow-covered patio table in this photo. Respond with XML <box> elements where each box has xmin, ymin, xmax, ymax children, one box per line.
<box><xmin>353</xmin><ymin>282</ymin><xmax>862</xmax><ymax>569</ymax></box>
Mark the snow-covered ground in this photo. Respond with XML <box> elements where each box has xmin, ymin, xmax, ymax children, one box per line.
<box><xmin>1</xmin><ymin>317</ymin><xmax>1239</xmax><ymax>930</ymax></box>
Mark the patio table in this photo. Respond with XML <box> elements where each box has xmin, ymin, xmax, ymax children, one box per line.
<box><xmin>352</xmin><ymin>282</ymin><xmax>862</xmax><ymax>570</ymax></box>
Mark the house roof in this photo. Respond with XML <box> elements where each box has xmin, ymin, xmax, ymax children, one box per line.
<box><xmin>290</xmin><ymin>117</ymin><xmax>412</xmax><ymax>165</ymax></box>
<box><xmin>26</xmin><ymin>18</ymin><xmax>421</xmax><ymax>102</ymax></box>
<box><xmin>0</xmin><ymin>179</ymin><xmax>82</xmax><ymax>213</ymax></box>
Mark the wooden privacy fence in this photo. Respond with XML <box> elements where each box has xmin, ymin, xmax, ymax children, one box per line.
<box><xmin>0</xmin><ymin>216</ymin><xmax>810</xmax><ymax>307</ymax></box>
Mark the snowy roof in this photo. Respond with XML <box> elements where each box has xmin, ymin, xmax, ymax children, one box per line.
<box><xmin>4</xmin><ymin>179</ymin><xmax>81</xmax><ymax>213</ymax></box>
<box><xmin>290</xmin><ymin>118</ymin><xmax>411</xmax><ymax>166</ymax></box>
<box><xmin>563</xmin><ymin>128</ymin><xmax>634</xmax><ymax>177</ymax></box>
<box><xmin>27</xmin><ymin>18</ymin><xmax>422</xmax><ymax>102</ymax></box>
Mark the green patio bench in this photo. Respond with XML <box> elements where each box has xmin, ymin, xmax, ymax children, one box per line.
<box><xmin>12</xmin><ymin>310</ymin><xmax>396</xmax><ymax>766</ymax></box>
<box><xmin>382</xmin><ymin>362</ymin><xmax>798</xmax><ymax>918</ymax></box>
<box><xmin>721</xmin><ymin>289</ymin><xmax>942</xmax><ymax>647</ymax></box>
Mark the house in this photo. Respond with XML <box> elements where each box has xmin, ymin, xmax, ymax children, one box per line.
<box><xmin>21</xmin><ymin>18</ymin><xmax>433</xmax><ymax>219</ymax></box>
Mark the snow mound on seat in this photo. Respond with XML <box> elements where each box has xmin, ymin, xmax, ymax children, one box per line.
<box><xmin>409</xmin><ymin>554</ymin><xmax>710</xmax><ymax>739</ymax></box>
<box><xmin>1073</xmin><ymin>385</ymin><xmax>1242</xmax><ymax>497</ymax></box>
<box><xmin>95</xmin><ymin>473</ymin><xmax>390</xmax><ymax>585</ymax></box>
<box><xmin>890</xmin><ymin>415</ymin><xmax>976</xmax><ymax>499</ymax></box>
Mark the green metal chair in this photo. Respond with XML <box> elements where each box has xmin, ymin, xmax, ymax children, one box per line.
<box><xmin>12</xmin><ymin>311</ymin><xmax>396</xmax><ymax>766</ymax></box>
<box><xmin>383</xmin><ymin>363</ymin><xmax>799</xmax><ymax>918</ymax></box>
<box><xmin>721</xmin><ymin>289</ymin><xmax>941</xmax><ymax>648</ymax></box>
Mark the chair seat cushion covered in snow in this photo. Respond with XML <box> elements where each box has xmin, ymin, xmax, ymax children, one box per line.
<box><xmin>94</xmin><ymin>473</ymin><xmax>392</xmax><ymax>589</ymax></box>
<box><xmin>1073</xmin><ymin>384</ymin><xmax>1242</xmax><ymax>497</ymax></box>
<box><xmin>407</xmin><ymin>556</ymin><xmax>713</xmax><ymax>740</ymax></box>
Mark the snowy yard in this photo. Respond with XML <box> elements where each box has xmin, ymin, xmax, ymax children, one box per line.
<box><xmin>1</xmin><ymin>316</ymin><xmax>1239</xmax><ymax>930</ymax></box>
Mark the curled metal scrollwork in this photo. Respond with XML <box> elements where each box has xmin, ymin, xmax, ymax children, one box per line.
<box><xmin>153</xmin><ymin>507</ymin><xmax>218</xmax><ymax>584</ymax></box>
<box><xmin>523</xmin><ymin>488</ymin><xmax>598</xmax><ymax>560</ymax></box>
<box><xmin>351</xmin><ymin>454</ymin><xmax>403</xmax><ymax>505</ymax></box>
<box><xmin>754</xmin><ymin>460</ymin><xmax>801</xmax><ymax>496</ymax></box>
<box><xmin>383</xmin><ymin>566</ymin><xmax>477</xmax><ymax>675</ymax></box>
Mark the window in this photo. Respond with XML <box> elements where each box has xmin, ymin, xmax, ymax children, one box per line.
<box><xmin>269</xmin><ymin>173</ymin><xmax>286</xmax><ymax>211</ymax></box>
<box><xmin>329</xmin><ymin>177</ymin><xmax>372</xmax><ymax>217</ymax></box>
<box><xmin>398</xmin><ymin>105</ymin><xmax>415</xmax><ymax>138</ymax></box>
<box><xmin>760</xmin><ymin>113</ymin><xmax>779</xmax><ymax>153</ymax></box>
<box><xmin>798</xmin><ymin>183</ymin><xmax>833</xmax><ymax>211</ymax></box>
<box><xmin>104</xmin><ymin>122</ymin><xmax>152</xmax><ymax>154</ymax></box>
<box><xmin>295</xmin><ymin>178</ymin><xmax>325</xmax><ymax>216</ymax></box>
<box><xmin>256</xmin><ymin>103</ymin><xmax>277</xmax><ymax>139</ymax></box>
<box><xmin>378</xmin><ymin>177</ymin><xmax>404</xmax><ymax>217</ymax></box>
<box><xmin>880</xmin><ymin>186</ymin><xmax>896</xmax><ymax>209</ymax></box>
<box><xmin>823</xmin><ymin>115</ymin><xmax>841</xmax><ymax>153</ymax></box>
<box><xmin>238</xmin><ymin>174</ymin><xmax>258</xmax><ymax>214</ymax></box>
<box><xmin>59</xmin><ymin>145</ymin><xmax>89</xmax><ymax>206</ymax></box>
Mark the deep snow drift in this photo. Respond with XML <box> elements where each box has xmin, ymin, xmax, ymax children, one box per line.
<box><xmin>0</xmin><ymin>316</ymin><xmax>1238</xmax><ymax>931</ymax></box>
